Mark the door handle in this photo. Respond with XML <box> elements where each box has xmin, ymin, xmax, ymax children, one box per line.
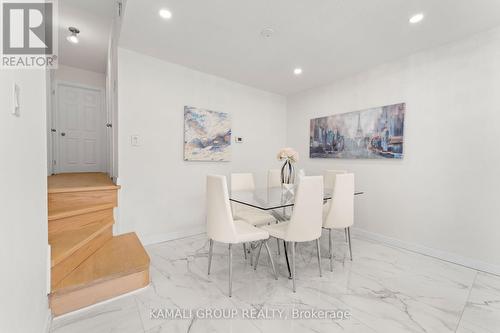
<box><xmin>61</xmin><ymin>132</ymin><xmax>66</xmax><ymax>137</ymax></box>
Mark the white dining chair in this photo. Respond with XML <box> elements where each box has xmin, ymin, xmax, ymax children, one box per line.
<box><xmin>206</xmin><ymin>175</ymin><xmax>278</xmax><ymax>297</ymax></box>
<box><xmin>259</xmin><ymin>176</ymin><xmax>324</xmax><ymax>292</ymax></box>
<box><xmin>295</xmin><ymin>169</ymin><xmax>306</xmax><ymax>185</ymax></box>
<box><xmin>324</xmin><ymin>169</ymin><xmax>347</xmax><ymax>193</ymax></box>
<box><xmin>267</xmin><ymin>169</ymin><xmax>282</xmax><ymax>188</ymax></box>
<box><xmin>323</xmin><ymin>170</ymin><xmax>348</xmax><ymax>240</ymax></box>
<box><xmin>323</xmin><ymin>173</ymin><xmax>355</xmax><ymax>271</ymax></box>
<box><xmin>230</xmin><ymin>173</ymin><xmax>278</xmax><ymax>261</ymax></box>
<box><xmin>230</xmin><ymin>173</ymin><xmax>276</xmax><ymax>227</ymax></box>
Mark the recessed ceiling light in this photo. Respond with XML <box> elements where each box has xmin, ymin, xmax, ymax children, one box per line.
<box><xmin>260</xmin><ymin>28</ymin><xmax>274</xmax><ymax>38</ymax></box>
<box><xmin>66</xmin><ymin>27</ymin><xmax>80</xmax><ymax>44</ymax></box>
<box><xmin>159</xmin><ymin>8</ymin><xmax>172</xmax><ymax>19</ymax></box>
<box><xmin>409</xmin><ymin>13</ymin><xmax>424</xmax><ymax>24</ymax></box>
<box><xmin>293</xmin><ymin>68</ymin><xmax>303</xmax><ymax>75</ymax></box>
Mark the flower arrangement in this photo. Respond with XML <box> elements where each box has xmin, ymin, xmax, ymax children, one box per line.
<box><xmin>277</xmin><ymin>148</ymin><xmax>299</xmax><ymax>184</ymax></box>
<box><xmin>277</xmin><ymin>148</ymin><xmax>299</xmax><ymax>163</ymax></box>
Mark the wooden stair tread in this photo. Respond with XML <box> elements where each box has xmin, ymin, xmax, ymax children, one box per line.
<box><xmin>52</xmin><ymin>233</ymin><xmax>150</xmax><ymax>295</ymax></box>
<box><xmin>50</xmin><ymin>218</ymin><xmax>114</xmax><ymax>267</ymax></box>
<box><xmin>49</xmin><ymin>203</ymin><xmax>115</xmax><ymax>221</ymax></box>
<box><xmin>48</xmin><ymin>172</ymin><xmax>120</xmax><ymax>194</ymax></box>
<box><xmin>47</xmin><ymin>173</ymin><xmax>149</xmax><ymax>317</ymax></box>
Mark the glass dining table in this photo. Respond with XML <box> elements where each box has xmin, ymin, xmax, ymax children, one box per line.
<box><xmin>230</xmin><ymin>186</ymin><xmax>364</xmax><ymax>277</ymax></box>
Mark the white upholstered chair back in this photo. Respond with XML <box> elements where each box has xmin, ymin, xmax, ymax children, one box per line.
<box><xmin>230</xmin><ymin>173</ymin><xmax>255</xmax><ymax>192</ymax></box>
<box><xmin>324</xmin><ymin>169</ymin><xmax>347</xmax><ymax>193</ymax></box>
<box><xmin>295</xmin><ymin>169</ymin><xmax>306</xmax><ymax>185</ymax></box>
<box><xmin>323</xmin><ymin>173</ymin><xmax>354</xmax><ymax>229</ymax></box>
<box><xmin>285</xmin><ymin>176</ymin><xmax>324</xmax><ymax>242</ymax></box>
<box><xmin>267</xmin><ymin>169</ymin><xmax>281</xmax><ymax>188</ymax></box>
<box><xmin>206</xmin><ymin>175</ymin><xmax>238</xmax><ymax>243</ymax></box>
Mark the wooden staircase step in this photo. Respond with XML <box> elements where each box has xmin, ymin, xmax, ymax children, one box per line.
<box><xmin>49</xmin><ymin>189</ymin><xmax>118</xmax><ymax>214</ymax></box>
<box><xmin>49</xmin><ymin>207</ymin><xmax>114</xmax><ymax>236</ymax></box>
<box><xmin>48</xmin><ymin>172</ymin><xmax>120</xmax><ymax>194</ymax></box>
<box><xmin>50</xmin><ymin>233</ymin><xmax>150</xmax><ymax>316</ymax></box>
<box><xmin>53</xmin><ymin>233</ymin><xmax>150</xmax><ymax>292</ymax></box>
<box><xmin>48</xmin><ymin>173</ymin><xmax>120</xmax><ymax>214</ymax></box>
<box><xmin>50</xmin><ymin>218</ymin><xmax>114</xmax><ymax>267</ymax></box>
<box><xmin>49</xmin><ymin>203</ymin><xmax>115</xmax><ymax>221</ymax></box>
<box><xmin>50</xmin><ymin>219</ymin><xmax>114</xmax><ymax>289</ymax></box>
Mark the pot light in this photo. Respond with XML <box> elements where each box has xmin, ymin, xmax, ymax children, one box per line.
<box><xmin>260</xmin><ymin>28</ymin><xmax>274</xmax><ymax>39</ymax></box>
<box><xmin>293</xmin><ymin>68</ymin><xmax>303</xmax><ymax>75</ymax></box>
<box><xmin>409</xmin><ymin>13</ymin><xmax>424</xmax><ymax>24</ymax></box>
<box><xmin>159</xmin><ymin>8</ymin><xmax>172</xmax><ymax>19</ymax></box>
<box><xmin>66</xmin><ymin>27</ymin><xmax>80</xmax><ymax>44</ymax></box>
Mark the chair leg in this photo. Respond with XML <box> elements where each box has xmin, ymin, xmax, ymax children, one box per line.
<box><xmin>249</xmin><ymin>243</ymin><xmax>254</xmax><ymax>266</ymax></box>
<box><xmin>345</xmin><ymin>228</ymin><xmax>348</xmax><ymax>242</ymax></box>
<box><xmin>254</xmin><ymin>241</ymin><xmax>264</xmax><ymax>270</ymax></box>
<box><xmin>347</xmin><ymin>227</ymin><xmax>353</xmax><ymax>261</ymax></box>
<box><xmin>243</xmin><ymin>243</ymin><xmax>247</xmax><ymax>260</ymax></box>
<box><xmin>316</xmin><ymin>238</ymin><xmax>322</xmax><ymax>277</ymax></box>
<box><xmin>291</xmin><ymin>241</ymin><xmax>296</xmax><ymax>292</ymax></box>
<box><xmin>283</xmin><ymin>241</ymin><xmax>291</xmax><ymax>279</ymax></box>
<box><xmin>329</xmin><ymin>229</ymin><xmax>334</xmax><ymax>272</ymax></box>
<box><xmin>276</xmin><ymin>238</ymin><xmax>280</xmax><ymax>255</ymax></box>
<box><xmin>264</xmin><ymin>240</ymin><xmax>278</xmax><ymax>280</ymax></box>
<box><xmin>328</xmin><ymin>229</ymin><xmax>331</xmax><ymax>255</ymax></box>
<box><xmin>228</xmin><ymin>244</ymin><xmax>233</xmax><ymax>297</ymax></box>
<box><xmin>208</xmin><ymin>239</ymin><xmax>214</xmax><ymax>275</ymax></box>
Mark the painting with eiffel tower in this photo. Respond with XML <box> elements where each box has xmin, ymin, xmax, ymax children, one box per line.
<box><xmin>310</xmin><ymin>103</ymin><xmax>405</xmax><ymax>159</ymax></box>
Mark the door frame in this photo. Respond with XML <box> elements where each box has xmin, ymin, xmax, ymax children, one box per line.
<box><xmin>50</xmin><ymin>80</ymin><xmax>107</xmax><ymax>174</ymax></box>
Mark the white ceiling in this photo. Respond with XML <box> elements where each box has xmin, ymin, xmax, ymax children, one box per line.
<box><xmin>119</xmin><ymin>0</ymin><xmax>500</xmax><ymax>95</ymax></box>
<box><xmin>58</xmin><ymin>0</ymin><xmax>116</xmax><ymax>73</ymax></box>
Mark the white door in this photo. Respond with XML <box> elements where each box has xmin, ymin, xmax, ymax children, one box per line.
<box><xmin>56</xmin><ymin>83</ymin><xmax>105</xmax><ymax>173</ymax></box>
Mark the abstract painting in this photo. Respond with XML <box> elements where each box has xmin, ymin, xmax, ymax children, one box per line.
<box><xmin>310</xmin><ymin>103</ymin><xmax>405</xmax><ymax>159</ymax></box>
<box><xmin>184</xmin><ymin>106</ymin><xmax>231</xmax><ymax>161</ymax></box>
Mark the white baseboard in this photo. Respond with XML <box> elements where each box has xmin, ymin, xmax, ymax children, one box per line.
<box><xmin>133</xmin><ymin>224</ymin><xmax>500</xmax><ymax>276</ymax></box>
<box><xmin>46</xmin><ymin>244</ymin><xmax>51</xmax><ymax>295</ymax></box>
<box><xmin>139</xmin><ymin>226</ymin><xmax>206</xmax><ymax>246</ymax></box>
<box><xmin>352</xmin><ymin>227</ymin><xmax>500</xmax><ymax>276</ymax></box>
<box><xmin>43</xmin><ymin>309</ymin><xmax>52</xmax><ymax>333</ymax></box>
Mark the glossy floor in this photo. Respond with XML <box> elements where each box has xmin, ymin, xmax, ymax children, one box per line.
<box><xmin>50</xmin><ymin>231</ymin><xmax>500</xmax><ymax>333</ymax></box>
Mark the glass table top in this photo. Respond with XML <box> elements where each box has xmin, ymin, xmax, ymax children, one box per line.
<box><xmin>230</xmin><ymin>186</ymin><xmax>364</xmax><ymax>211</ymax></box>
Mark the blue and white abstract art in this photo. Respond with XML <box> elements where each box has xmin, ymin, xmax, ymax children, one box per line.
<box><xmin>310</xmin><ymin>103</ymin><xmax>406</xmax><ymax>159</ymax></box>
<box><xmin>184</xmin><ymin>106</ymin><xmax>231</xmax><ymax>161</ymax></box>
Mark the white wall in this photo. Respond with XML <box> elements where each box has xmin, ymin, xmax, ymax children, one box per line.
<box><xmin>0</xmin><ymin>70</ymin><xmax>49</xmax><ymax>332</ymax></box>
<box><xmin>53</xmin><ymin>64</ymin><xmax>106</xmax><ymax>88</ymax></box>
<box><xmin>117</xmin><ymin>48</ymin><xmax>287</xmax><ymax>244</ymax></box>
<box><xmin>287</xmin><ymin>27</ymin><xmax>500</xmax><ymax>273</ymax></box>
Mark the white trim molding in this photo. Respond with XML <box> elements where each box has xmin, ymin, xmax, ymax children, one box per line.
<box><xmin>138</xmin><ymin>226</ymin><xmax>206</xmax><ymax>246</ymax></box>
<box><xmin>353</xmin><ymin>227</ymin><xmax>500</xmax><ymax>276</ymax></box>
<box><xmin>44</xmin><ymin>309</ymin><xmax>52</xmax><ymax>333</ymax></box>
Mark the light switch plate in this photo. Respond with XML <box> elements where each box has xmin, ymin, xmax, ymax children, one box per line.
<box><xmin>131</xmin><ymin>135</ymin><xmax>141</xmax><ymax>146</ymax></box>
<box><xmin>12</xmin><ymin>83</ymin><xmax>20</xmax><ymax>116</ymax></box>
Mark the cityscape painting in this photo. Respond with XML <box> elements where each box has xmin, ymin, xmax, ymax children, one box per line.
<box><xmin>310</xmin><ymin>103</ymin><xmax>406</xmax><ymax>159</ymax></box>
<box><xmin>184</xmin><ymin>106</ymin><xmax>231</xmax><ymax>161</ymax></box>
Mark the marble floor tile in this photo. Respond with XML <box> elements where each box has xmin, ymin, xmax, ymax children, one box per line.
<box><xmin>456</xmin><ymin>272</ymin><xmax>500</xmax><ymax>333</ymax></box>
<box><xmin>50</xmin><ymin>231</ymin><xmax>500</xmax><ymax>333</ymax></box>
